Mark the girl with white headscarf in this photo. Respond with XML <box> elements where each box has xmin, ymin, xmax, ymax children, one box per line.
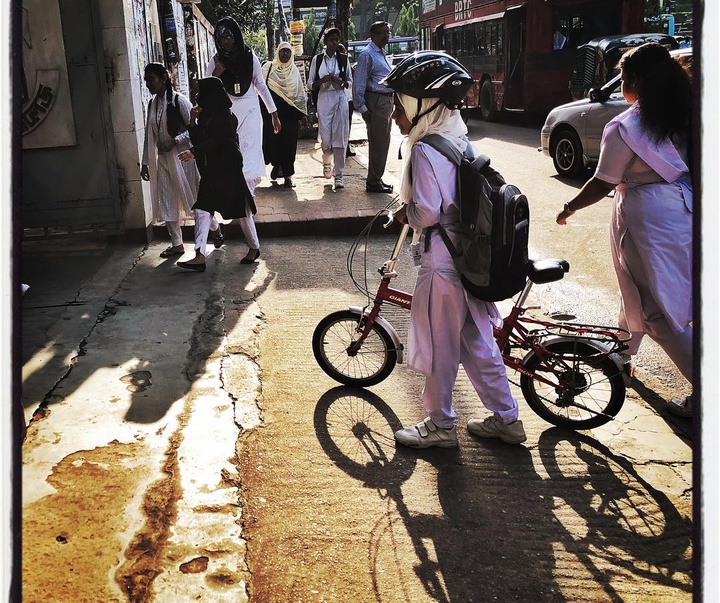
<box><xmin>390</xmin><ymin>91</ymin><xmax>526</xmax><ymax>449</ymax></box>
<box><xmin>261</xmin><ymin>41</ymin><xmax>308</xmax><ymax>188</ymax></box>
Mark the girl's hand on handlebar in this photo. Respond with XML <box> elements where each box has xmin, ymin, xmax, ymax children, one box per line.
<box><xmin>393</xmin><ymin>205</ymin><xmax>407</xmax><ymax>224</ymax></box>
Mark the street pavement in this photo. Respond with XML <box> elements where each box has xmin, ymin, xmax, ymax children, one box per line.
<box><xmin>18</xmin><ymin>117</ymin><xmax>695</xmax><ymax>601</ymax></box>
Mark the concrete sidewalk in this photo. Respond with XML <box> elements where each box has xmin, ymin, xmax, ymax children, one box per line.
<box><xmin>153</xmin><ymin>114</ymin><xmax>403</xmax><ymax>241</ymax></box>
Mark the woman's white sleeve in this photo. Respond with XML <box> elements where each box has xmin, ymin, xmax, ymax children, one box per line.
<box><xmin>253</xmin><ymin>54</ymin><xmax>277</xmax><ymax>113</ymax></box>
<box><xmin>595</xmin><ymin>121</ymin><xmax>634</xmax><ymax>184</ymax></box>
<box><xmin>175</xmin><ymin>93</ymin><xmax>193</xmax><ymax>144</ymax></box>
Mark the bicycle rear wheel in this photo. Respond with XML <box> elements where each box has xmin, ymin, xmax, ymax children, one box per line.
<box><xmin>520</xmin><ymin>341</ymin><xmax>626</xmax><ymax>429</ymax></box>
<box><xmin>312</xmin><ymin>310</ymin><xmax>397</xmax><ymax>387</ymax></box>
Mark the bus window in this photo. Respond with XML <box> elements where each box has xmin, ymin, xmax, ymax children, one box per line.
<box><xmin>476</xmin><ymin>23</ymin><xmax>486</xmax><ymax>56</ymax></box>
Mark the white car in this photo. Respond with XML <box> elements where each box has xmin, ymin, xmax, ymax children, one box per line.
<box><xmin>539</xmin><ymin>47</ymin><xmax>692</xmax><ymax>178</ymax></box>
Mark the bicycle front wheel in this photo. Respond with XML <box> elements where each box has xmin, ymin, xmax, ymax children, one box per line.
<box><xmin>312</xmin><ymin>310</ymin><xmax>397</xmax><ymax>387</ymax></box>
<box><xmin>520</xmin><ymin>341</ymin><xmax>626</xmax><ymax>429</ymax></box>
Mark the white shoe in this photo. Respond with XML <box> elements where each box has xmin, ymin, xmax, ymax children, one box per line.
<box><xmin>334</xmin><ymin>176</ymin><xmax>344</xmax><ymax>189</ymax></box>
<box><xmin>394</xmin><ymin>417</ymin><xmax>458</xmax><ymax>449</ymax></box>
<box><xmin>667</xmin><ymin>396</ymin><xmax>692</xmax><ymax>418</ymax></box>
<box><xmin>467</xmin><ymin>415</ymin><xmax>527</xmax><ymax>444</ymax></box>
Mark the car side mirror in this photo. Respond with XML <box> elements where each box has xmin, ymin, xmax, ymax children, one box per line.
<box><xmin>589</xmin><ymin>88</ymin><xmax>602</xmax><ymax>102</ymax></box>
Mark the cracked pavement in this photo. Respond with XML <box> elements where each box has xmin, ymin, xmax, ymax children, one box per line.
<box><xmin>22</xmin><ymin>240</ymin><xmax>266</xmax><ymax>602</ymax></box>
<box><xmin>20</xmin><ymin>234</ymin><xmax>693</xmax><ymax>602</ymax></box>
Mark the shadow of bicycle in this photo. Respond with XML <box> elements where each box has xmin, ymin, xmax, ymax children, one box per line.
<box><xmin>313</xmin><ymin>388</ymin><xmax>693</xmax><ymax>602</ymax></box>
<box><xmin>537</xmin><ymin>428</ymin><xmax>693</xmax><ymax>597</ymax></box>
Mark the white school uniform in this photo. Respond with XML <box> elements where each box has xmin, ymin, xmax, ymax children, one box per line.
<box><xmin>142</xmin><ymin>91</ymin><xmax>198</xmax><ymax>222</ymax></box>
<box><xmin>595</xmin><ymin>105</ymin><xmax>693</xmax><ymax>380</ymax></box>
<box><xmin>307</xmin><ymin>52</ymin><xmax>351</xmax><ymax>153</ymax></box>
<box><xmin>404</xmin><ymin>142</ymin><xmax>519</xmax><ymax>429</ymax></box>
<box><xmin>206</xmin><ymin>53</ymin><xmax>277</xmax><ymax>194</ymax></box>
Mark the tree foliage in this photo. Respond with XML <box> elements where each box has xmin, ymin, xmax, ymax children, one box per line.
<box><xmin>212</xmin><ymin>0</ymin><xmax>268</xmax><ymax>34</ymax></box>
<box><xmin>303</xmin><ymin>10</ymin><xmax>320</xmax><ymax>56</ymax></box>
<box><xmin>244</xmin><ymin>29</ymin><xmax>269</xmax><ymax>60</ymax></box>
<box><xmin>395</xmin><ymin>0</ymin><xmax>418</xmax><ymax>37</ymax></box>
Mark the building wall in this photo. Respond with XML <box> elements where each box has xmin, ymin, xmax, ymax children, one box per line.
<box><xmin>98</xmin><ymin>0</ymin><xmax>214</xmax><ymax>236</ymax></box>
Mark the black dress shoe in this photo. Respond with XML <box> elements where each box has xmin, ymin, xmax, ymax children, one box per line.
<box><xmin>366</xmin><ymin>182</ymin><xmax>393</xmax><ymax>193</ymax></box>
<box><xmin>177</xmin><ymin>261</ymin><xmax>206</xmax><ymax>272</ymax></box>
<box><xmin>380</xmin><ymin>180</ymin><xmax>394</xmax><ymax>191</ymax></box>
<box><xmin>240</xmin><ymin>248</ymin><xmax>260</xmax><ymax>264</ymax></box>
<box><xmin>270</xmin><ymin>166</ymin><xmax>283</xmax><ymax>180</ymax></box>
<box><xmin>210</xmin><ymin>224</ymin><xmax>224</xmax><ymax>249</ymax></box>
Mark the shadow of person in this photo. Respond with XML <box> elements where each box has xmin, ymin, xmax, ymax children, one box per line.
<box><xmin>123</xmin><ymin>254</ymin><xmax>275</xmax><ymax>424</ymax></box>
<box><xmin>313</xmin><ymin>386</ymin><xmax>563</xmax><ymax>602</ymax></box>
<box><xmin>423</xmin><ymin>438</ymin><xmax>562</xmax><ymax>602</ymax></box>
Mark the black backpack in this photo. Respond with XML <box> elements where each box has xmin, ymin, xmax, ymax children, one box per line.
<box><xmin>421</xmin><ymin>134</ymin><xmax>530</xmax><ymax>302</ymax></box>
<box><xmin>311</xmin><ymin>52</ymin><xmax>348</xmax><ymax>107</ymax></box>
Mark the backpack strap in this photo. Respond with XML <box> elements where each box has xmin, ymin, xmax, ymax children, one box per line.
<box><xmin>314</xmin><ymin>53</ymin><xmax>322</xmax><ymax>81</ymax></box>
<box><xmin>338</xmin><ymin>52</ymin><xmax>348</xmax><ymax>80</ymax></box>
<box><xmin>419</xmin><ymin>134</ymin><xmax>463</xmax><ymax>165</ymax></box>
<box><xmin>417</xmin><ymin>134</ymin><xmax>489</xmax><ymax>258</ymax></box>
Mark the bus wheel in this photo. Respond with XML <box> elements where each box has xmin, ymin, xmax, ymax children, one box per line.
<box><xmin>552</xmin><ymin>129</ymin><xmax>584</xmax><ymax>178</ymax></box>
<box><xmin>479</xmin><ymin>80</ymin><xmax>498</xmax><ymax>122</ymax></box>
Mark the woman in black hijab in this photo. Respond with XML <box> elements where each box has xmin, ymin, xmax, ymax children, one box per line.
<box><xmin>177</xmin><ymin>77</ymin><xmax>257</xmax><ymax>271</ymax></box>
<box><xmin>206</xmin><ymin>16</ymin><xmax>280</xmax><ymax>202</ymax></box>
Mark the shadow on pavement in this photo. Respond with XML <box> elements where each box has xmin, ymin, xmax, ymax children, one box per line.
<box><xmin>313</xmin><ymin>387</ymin><xmax>692</xmax><ymax>602</ymax></box>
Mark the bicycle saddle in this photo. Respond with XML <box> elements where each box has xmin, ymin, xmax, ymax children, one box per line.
<box><xmin>528</xmin><ymin>259</ymin><xmax>570</xmax><ymax>284</ymax></box>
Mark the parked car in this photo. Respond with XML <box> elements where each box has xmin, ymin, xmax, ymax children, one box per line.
<box><xmin>570</xmin><ymin>33</ymin><xmax>679</xmax><ymax>101</ymax></box>
<box><xmin>539</xmin><ymin>47</ymin><xmax>692</xmax><ymax>178</ymax></box>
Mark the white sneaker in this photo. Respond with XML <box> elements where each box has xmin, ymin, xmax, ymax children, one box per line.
<box><xmin>394</xmin><ymin>417</ymin><xmax>458</xmax><ymax>449</ymax></box>
<box><xmin>323</xmin><ymin>163</ymin><xmax>332</xmax><ymax>179</ymax></box>
<box><xmin>334</xmin><ymin>176</ymin><xmax>344</xmax><ymax>189</ymax></box>
<box><xmin>667</xmin><ymin>395</ymin><xmax>692</xmax><ymax>418</ymax></box>
<box><xmin>467</xmin><ymin>415</ymin><xmax>527</xmax><ymax>444</ymax></box>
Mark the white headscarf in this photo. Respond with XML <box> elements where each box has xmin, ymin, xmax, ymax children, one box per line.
<box><xmin>262</xmin><ymin>41</ymin><xmax>308</xmax><ymax>115</ymax></box>
<box><xmin>398</xmin><ymin>93</ymin><xmax>468</xmax><ymax>204</ymax></box>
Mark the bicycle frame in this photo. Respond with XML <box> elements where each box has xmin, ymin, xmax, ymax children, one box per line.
<box><xmin>347</xmin><ymin>222</ymin><xmax>628</xmax><ymax>395</ymax></box>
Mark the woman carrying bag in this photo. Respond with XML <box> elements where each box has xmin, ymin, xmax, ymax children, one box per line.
<box><xmin>140</xmin><ymin>63</ymin><xmax>199</xmax><ymax>258</ymax></box>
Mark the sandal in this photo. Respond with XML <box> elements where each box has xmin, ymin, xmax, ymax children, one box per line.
<box><xmin>160</xmin><ymin>246</ymin><xmax>184</xmax><ymax>258</ymax></box>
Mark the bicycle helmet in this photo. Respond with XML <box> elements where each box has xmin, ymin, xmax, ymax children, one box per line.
<box><xmin>380</xmin><ymin>51</ymin><xmax>473</xmax><ymax>110</ymax></box>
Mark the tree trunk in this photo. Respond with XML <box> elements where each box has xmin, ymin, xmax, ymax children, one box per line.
<box><xmin>266</xmin><ymin>0</ymin><xmax>275</xmax><ymax>59</ymax></box>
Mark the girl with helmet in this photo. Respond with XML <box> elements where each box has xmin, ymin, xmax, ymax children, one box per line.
<box><xmin>385</xmin><ymin>52</ymin><xmax>527</xmax><ymax>448</ymax></box>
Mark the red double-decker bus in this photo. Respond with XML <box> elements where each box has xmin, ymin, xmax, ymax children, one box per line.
<box><xmin>419</xmin><ymin>0</ymin><xmax>644</xmax><ymax>119</ymax></box>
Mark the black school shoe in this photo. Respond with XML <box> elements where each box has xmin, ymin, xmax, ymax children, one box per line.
<box><xmin>177</xmin><ymin>261</ymin><xmax>206</xmax><ymax>272</ymax></box>
<box><xmin>366</xmin><ymin>182</ymin><xmax>393</xmax><ymax>193</ymax></box>
<box><xmin>210</xmin><ymin>224</ymin><xmax>224</xmax><ymax>249</ymax></box>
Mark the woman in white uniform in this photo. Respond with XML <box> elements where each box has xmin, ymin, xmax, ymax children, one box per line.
<box><xmin>307</xmin><ymin>28</ymin><xmax>351</xmax><ymax>189</ymax></box>
<box><xmin>557</xmin><ymin>43</ymin><xmax>693</xmax><ymax>417</ymax></box>
<box><xmin>384</xmin><ymin>52</ymin><xmax>527</xmax><ymax>449</ymax></box>
<box><xmin>206</xmin><ymin>16</ymin><xmax>280</xmax><ymax>264</ymax></box>
<box><xmin>141</xmin><ymin>63</ymin><xmax>201</xmax><ymax>257</ymax></box>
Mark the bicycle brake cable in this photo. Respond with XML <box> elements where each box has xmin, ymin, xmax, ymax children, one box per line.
<box><xmin>346</xmin><ymin>197</ymin><xmax>400</xmax><ymax>304</ymax></box>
